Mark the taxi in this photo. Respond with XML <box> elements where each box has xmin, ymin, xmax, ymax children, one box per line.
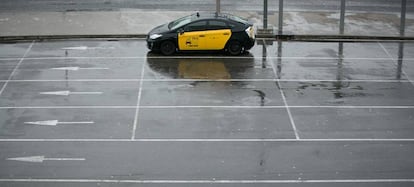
<box><xmin>146</xmin><ymin>12</ymin><xmax>255</xmax><ymax>55</ymax></box>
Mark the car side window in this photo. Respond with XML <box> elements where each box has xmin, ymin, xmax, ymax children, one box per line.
<box><xmin>208</xmin><ymin>20</ymin><xmax>229</xmax><ymax>30</ymax></box>
<box><xmin>183</xmin><ymin>21</ymin><xmax>208</xmax><ymax>32</ymax></box>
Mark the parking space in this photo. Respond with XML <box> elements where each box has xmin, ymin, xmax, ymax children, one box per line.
<box><xmin>26</xmin><ymin>40</ymin><xmax>148</xmax><ymax>58</ymax></box>
<box><xmin>0</xmin><ymin>108</ymin><xmax>135</xmax><ymax>139</ymax></box>
<box><xmin>0</xmin><ymin>43</ymin><xmax>31</xmax><ymax>58</ymax></box>
<box><xmin>0</xmin><ymin>39</ymin><xmax>414</xmax><ymax>186</ymax></box>
<box><xmin>278</xmin><ymin>58</ymin><xmax>409</xmax><ymax>80</ymax></box>
<box><xmin>14</xmin><ymin>58</ymin><xmax>143</xmax><ymax>80</ymax></box>
<box><xmin>140</xmin><ymin>81</ymin><xmax>283</xmax><ymax>106</ymax></box>
<box><xmin>292</xmin><ymin>108</ymin><xmax>414</xmax><ymax>139</ymax></box>
<box><xmin>1</xmin><ymin>141</ymin><xmax>414</xmax><ymax>180</ymax></box>
<box><xmin>0</xmin><ymin>60</ymin><xmax>19</xmax><ymax>80</ymax></box>
<box><xmin>281</xmin><ymin>81</ymin><xmax>414</xmax><ymax>106</ymax></box>
<box><xmin>136</xmin><ymin>108</ymin><xmax>294</xmax><ymax>139</ymax></box>
<box><xmin>0</xmin><ymin>81</ymin><xmax>139</xmax><ymax>107</ymax></box>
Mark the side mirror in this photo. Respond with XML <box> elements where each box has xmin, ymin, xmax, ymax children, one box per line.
<box><xmin>178</xmin><ymin>29</ymin><xmax>184</xmax><ymax>35</ymax></box>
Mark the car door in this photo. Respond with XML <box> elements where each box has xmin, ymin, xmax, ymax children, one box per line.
<box><xmin>178</xmin><ymin>21</ymin><xmax>208</xmax><ymax>50</ymax></box>
<box><xmin>203</xmin><ymin>20</ymin><xmax>232</xmax><ymax>50</ymax></box>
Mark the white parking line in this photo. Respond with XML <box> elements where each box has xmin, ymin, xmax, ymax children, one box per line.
<box><xmin>131</xmin><ymin>61</ymin><xmax>146</xmax><ymax>140</ymax></box>
<box><xmin>277</xmin><ymin>80</ymin><xmax>300</xmax><ymax>139</ymax></box>
<box><xmin>0</xmin><ymin>105</ymin><xmax>414</xmax><ymax>109</ymax></box>
<box><xmin>0</xmin><ymin>178</ymin><xmax>413</xmax><ymax>184</ymax></box>
<box><xmin>50</xmin><ymin>67</ymin><xmax>109</xmax><ymax>71</ymax></box>
<box><xmin>0</xmin><ymin>138</ymin><xmax>414</xmax><ymax>142</ymax></box>
<box><xmin>0</xmin><ymin>41</ymin><xmax>34</xmax><ymax>96</ymax></box>
<box><xmin>267</xmin><ymin>40</ymin><xmax>300</xmax><ymax>139</ymax></box>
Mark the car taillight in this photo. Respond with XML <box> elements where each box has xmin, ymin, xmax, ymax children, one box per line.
<box><xmin>245</xmin><ymin>26</ymin><xmax>255</xmax><ymax>39</ymax></box>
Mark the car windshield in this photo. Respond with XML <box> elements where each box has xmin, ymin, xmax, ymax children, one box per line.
<box><xmin>168</xmin><ymin>15</ymin><xmax>192</xmax><ymax>30</ymax></box>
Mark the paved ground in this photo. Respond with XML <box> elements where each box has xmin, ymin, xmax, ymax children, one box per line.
<box><xmin>0</xmin><ymin>39</ymin><xmax>414</xmax><ymax>186</ymax></box>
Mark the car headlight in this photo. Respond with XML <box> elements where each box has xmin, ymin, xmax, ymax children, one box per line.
<box><xmin>149</xmin><ymin>34</ymin><xmax>162</xmax><ymax>40</ymax></box>
<box><xmin>245</xmin><ymin>26</ymin><xmax>255</xmax><ymax>39</ymax></box>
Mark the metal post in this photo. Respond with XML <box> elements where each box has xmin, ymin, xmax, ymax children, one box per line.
<box><xmin>263</xmin><ymin>0</ymin><xmax>268</xmax><ymax>29</ymax></box>
<box><xmin>400</xmin><ymin>0</ymin><xmax>407</xmax><ymax>36</ymax></box>
<box><xmin>278</xmin><ymin>0</ymin><xmax>284</xmax><ymax>35</ymax></box>
<box><xmin>339</xmin><ymin>0</ymin><xmax>346</xmax><ymax>35</ymax></box>
<box><xmin>216</xmin><ymin>0</ymin><xmax>220</xmax><ymax>14</ymax></box>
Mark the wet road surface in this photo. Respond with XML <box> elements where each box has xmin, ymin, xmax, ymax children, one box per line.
<box><xmin>0</xmin><ymin>39</ymin><xmax>414</xmax><ymax>186</ymax></box>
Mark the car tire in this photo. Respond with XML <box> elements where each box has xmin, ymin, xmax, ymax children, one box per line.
<box><xmin>160</xmin><ymin>40</ymin><xmax>176</xmax><ymax>55</ymax></box>
<box><xmin>227</xmin><ymin>40</ymin><xmax>243</xmax><ymax>56</ymax></box>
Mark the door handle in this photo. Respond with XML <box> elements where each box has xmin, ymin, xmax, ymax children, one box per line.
<box><xmin>223</xmin><ymin>33</ymin><xmax>230</xmax><ymax>35</ymax></box>
<box><xmin>199</xmin><ymin>35</ymin><xmax>205</xmax><ymax>37</ymax></box>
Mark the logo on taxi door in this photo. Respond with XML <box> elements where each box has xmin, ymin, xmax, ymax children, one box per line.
<box><xmin>185</xmin><ymin>36</ymin><xmax>199</xmax><ymax>48</ymax></box>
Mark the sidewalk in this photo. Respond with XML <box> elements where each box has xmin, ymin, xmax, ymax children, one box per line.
<box><xmin>0</xmin><ymin>10</ymin><xmax>413</xmax><ymax>39</ymax></box>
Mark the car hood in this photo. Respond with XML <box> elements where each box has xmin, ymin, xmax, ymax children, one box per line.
<box><xmin>148</xmin><ymin>23</ymin><xmax>170</xmax><ymax>35</ymax></box>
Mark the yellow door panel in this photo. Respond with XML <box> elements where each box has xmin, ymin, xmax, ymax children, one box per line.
<box><xmin>204</xmin><ymin>29</ymin><xmax>232</xmax><ymax>50</ymax></box>
<box><xmin>178</xmin><ymin>31</ymin><xmax>206</xmax><ymax>50</ymax></box>
<box><xmin>178</xmin><ymin>29</ymin><xmax>232</xmax><ymax>51</ymax></box>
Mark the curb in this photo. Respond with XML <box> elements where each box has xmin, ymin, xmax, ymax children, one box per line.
<box><xmin>1</xmin><ymin>34</ymin><xmax>414</xmax><ymax>43</ymax></box>
<box><xmin>0</xmin><ymin>34</ymin><xmax>148</xmax><ymax>42</ymax></box>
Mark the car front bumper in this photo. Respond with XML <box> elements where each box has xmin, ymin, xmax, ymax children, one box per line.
<box><xmin>146</xmin><ymin>38</ymin><xmax>162</xmax><ymax>52</ymax></box>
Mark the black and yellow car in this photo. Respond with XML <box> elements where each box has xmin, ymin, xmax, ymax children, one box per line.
<box><xmin>146</xmin><ymin>12</ymin><xmax>255</xmax><ymax>55</ymax></box>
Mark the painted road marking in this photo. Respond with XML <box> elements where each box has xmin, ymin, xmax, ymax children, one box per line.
<box><xmin>24</xmin><ymin>120</ymin><xmax>94</xmax><ymax>126</ymax></box>
<box><xmin>61</xmin><ymin>46</ymin><xmax>115</xmax><ymax>50</ymax></box>
<box><xmin>276</xmin><ymin>80</ymin><xmax>299</xmax><ymax>139</ymax></box>
<box><xmin>131</xmin><ymin>58</ymin><xmax>146</xmax><ymax>140</ymax></box>
<box><xmin>50</xmin><ymin>67</ymin><xmax>109</xmax><ymax>71</ymax></box>
<box><xmin>1</xmin><ymin>105</ymin><xmax>414</xmax><ymax>109</ymax></box>
<box><xmin>0</xmin><ymin>178</ymin><xmax>413</xmax><ymax>184</ymax></box>
<box><xmin>1</xmin><ymin>138</ymin><xmax>414</xmax><ymax>142</ymax></box>
<box><xmin>6</xmin><ymin>156</ymin><xmax>85</xmax><ymax>163</ymax></box>
<box><xmin>266</xmin><ymin>39</ymin><xmax>300</xmax><ymax>140</ymax></box>
<box><xmin>39</xmin><ymin>90</ymin><xmax>103</xmax><ymax>96</ymax></box>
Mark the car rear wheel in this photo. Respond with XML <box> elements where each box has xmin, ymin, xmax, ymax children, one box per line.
<box><xmin>160</xmin><ymin>41</ymin><xmax>176</xmax><ymax>55</ymax></box>
<box><xmin>227</xmin><ymin>40</ymin><xmax>243</xmax><ymax>56</ymax></box>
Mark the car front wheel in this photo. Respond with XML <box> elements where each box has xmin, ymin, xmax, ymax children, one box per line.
<box><xmin>160</xmin><ymin>41</ymin><xmax>176</xmax><ymax>55</ymax></box>
<box><xmin>227</xmin><ymin>40</ymin><xmax>243</xmax><ymax>56</ymax></box>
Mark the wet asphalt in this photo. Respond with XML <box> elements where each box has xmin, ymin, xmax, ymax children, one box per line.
<box><xmin>0</xmin><ymin>39</ymin><xmax>414</xmax><ymax>186</ymax></box>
